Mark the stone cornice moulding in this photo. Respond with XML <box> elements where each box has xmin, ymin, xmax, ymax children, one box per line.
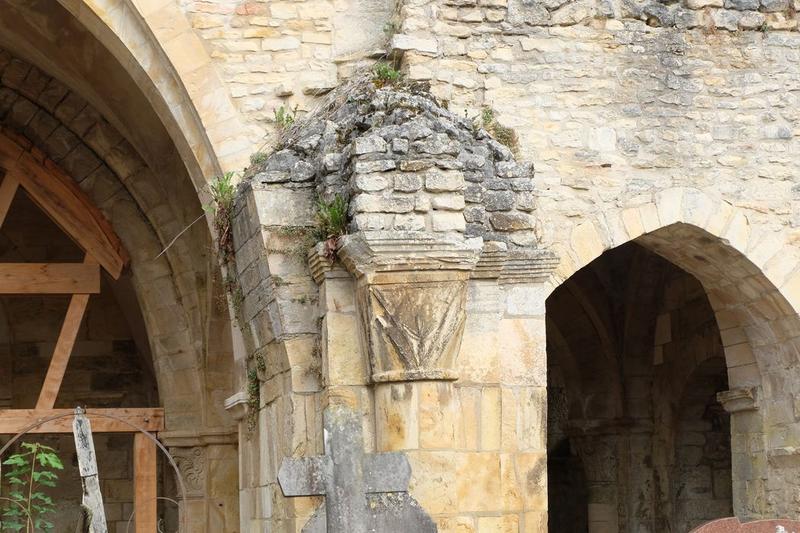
<box><xmin>308</xmin><ymin>242</ymin><xmax>351</xmax><ymax>285</ymax></box>
<box><xmin>336</xmin><ymin>231</ymin><xmax>483</xmax><ymax>281</ymax></box>
<box><xmin>473</xmin><ymin>247</ymin><xmax>560</xmax><ymax>283</ymax></box>
<box><xmin>159</xmin><ymin>428</ymin><xmax>238</xmax><ymax>447</ymax></box>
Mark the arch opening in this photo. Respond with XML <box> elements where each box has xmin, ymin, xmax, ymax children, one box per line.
<box><xmin>546</xmin><ymin>220</ymin><xmax>800</xmax><ymax>530</ymax></box>
<box><xmin>0</xmin><ymin>5</ymin><xmax>240</xmax><ymax>530</ymax></box>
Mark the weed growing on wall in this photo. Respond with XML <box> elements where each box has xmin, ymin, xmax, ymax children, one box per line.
<box><xmin>274</xmin><ymin>105</ymin><xmax>298</xmax><ymax>129</ymax></box>
<box><xmin>246</xmin><ymin>369</ymin><xmax>260</xmax><ymax>434</ymax></box>
<box><xmin>209</xmin><ymin>172</ymin><xmax>236</xmax><ymax>264</ymax></box>
<box><xmin>249</xmin><ymin>152</ymin><xmax>268</xmax><ymax>166</ymax></box>
<box><xmin>478</xmin><ymin>107</ymin><xmax>519</xmax><ymax>156</ymax></box>
<box><xmin>0</xmin><ymin>443</ymin><xmax>63</xmax><ymax>532</ymax></box>
<box><xmin>313</xmin><ymin>195</ymin><xmax>348</xmax><ymax>241</ymax></box>
<box><xmin>372</xmin><ymin>62</ymin><xmax>402</xmax><ymax>88</ymax></box>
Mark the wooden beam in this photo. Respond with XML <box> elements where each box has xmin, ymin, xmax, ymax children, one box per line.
<box><xmin>134</xmin><ymin>433</ymin><xmax>158</xmax><ymax>533</ymax></box>
<box><xmin>0</xmin><ymin>263</ymin><xmax>100</xmax><ymax>294</ymax></box>
<box><xmin>0</xmin><ymin>130</ymin><xmax>128</xmax><ymax>278</ymax></box>
<box><xmin>0</xmin><ymin>408</ymin><xmax>164</xmax><ymax>433</ymax></box>
<box><xmin>36</xmin><ymin>256</ymin><xmax>94</xmax><ymax>409</ymax></box>
<box><xmin>0</xmin><ymin>174</ymin><xmax>18</xmax><ymax>228</ymax></box>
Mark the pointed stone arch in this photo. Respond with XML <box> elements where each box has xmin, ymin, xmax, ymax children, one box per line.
<box><xmin>546</xmin><ymin>187</ymin><xmax>800</xmax><ymax>520</ymax></box>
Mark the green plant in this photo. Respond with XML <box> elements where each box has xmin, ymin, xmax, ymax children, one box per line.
<box><xmin>312</xmin><ymin>195</ymin><xmax>349</xmax><ymax>243</ymax></box>
<box><xmin>273</xmin><ymin>105</ymin><xmax>298</xmax><ymax>129</ymax></box>
<box><xmin>371</xmin><ymin>62</ymin><xmax>402</xmax><ymax>88</ymax></box>
<box><xmin>246</xmin><ymin>369</ymin><xmax>260</xmax><ymax>434</ymax></box>
<box><xmin>1</xmin><ymin>442</ymin><xmax>63</xmax><ymax>532</ymax></box>
<box><xmin>208</xmin><ymin>172</ymin><xmax>236</xmax><ymax>263</ymax></box>
<box><xmin>477</xmin><ymin>106</ymin><xmax>519</xmax><ymax>156</ymax></box>
<box><xmin>249</xmin><ymin>151</ymin><xmax>268</xmax><ymax>166</ymax></box>
<box><xmin>382</xmin><ymin>21</ymin><xmax>399</xmax><ymax>36</ymax></box>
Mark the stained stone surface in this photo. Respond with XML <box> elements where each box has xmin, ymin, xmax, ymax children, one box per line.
<box><xmin>279</xmin><ymin>404</ymin><xmax>435</xmax><ymax>533</ymax></box>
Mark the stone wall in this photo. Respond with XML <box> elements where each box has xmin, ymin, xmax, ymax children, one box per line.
<box><xmin>25</xmin><ymin>0</ymin><xmax>800</xmax><ymax>530</ymax></box>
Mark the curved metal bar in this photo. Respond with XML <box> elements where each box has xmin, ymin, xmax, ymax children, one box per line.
<box><xmin>125</xmin><ymin>496</ymin><xmax>181</xmax><ymax>533</ymax></box>
<box><xmin>0</xmin><ymin>410</ymin><xmax>190</xmax><ymax>532</ymax></box>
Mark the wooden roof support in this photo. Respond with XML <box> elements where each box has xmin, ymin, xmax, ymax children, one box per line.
<box><xmin>0</xmin><ymin>408</ymin><xmax>164</xmax><ymax>434</ymax></box>
<box><xmin>0</xmin><ymin>263</ymin><xmax>100</xmax><ymax>294</ymax></box>
<box><xmin>0</xmin><ymin>173</ymin><xmax>18</xmax><ymax>227</ymax></box>
<box><xmin>134</xmin><ymin>433</ymin><xmax>158</xmax><ymax>533</ymax></box>
<box><xmin>0</xmin><ymin>130</ymin><xmax>128</xmax><ymax>279</ymax></box>
<box><xmin>36</xmin><ymin>256</ymin><xmax>96</xmax><ymax>410</ymax></box>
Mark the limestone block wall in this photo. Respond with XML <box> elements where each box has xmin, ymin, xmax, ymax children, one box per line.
<box><xmin>103</xmin><ymin>0</ymin><xmax>800</xmax><ymax>528</ymax></box>
<box><xmin>230</xmin><ymin>82</ymin><xmax>559</xmax><ymax>531</ymax></box>
<box><xmin>174</xmin><ymin>0</ymin><xmax>395</xmax><ymax>145</ymax></box>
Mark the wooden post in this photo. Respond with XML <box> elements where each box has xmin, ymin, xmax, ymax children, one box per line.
<box><xmin>134</xmin><ymin>433</ymin><xmax>158</xmax><ymax>533</ymax></box>
<box><xmin>73</xmin><ymin>408</ymin><xmax>108</xmax><ymax>533</ymax></box>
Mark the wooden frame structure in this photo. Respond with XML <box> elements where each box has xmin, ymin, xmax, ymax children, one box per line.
<box><xmin>0</xmin><ymin>130</ymin><xmax>163</xmax><ymax>533</ymax></box>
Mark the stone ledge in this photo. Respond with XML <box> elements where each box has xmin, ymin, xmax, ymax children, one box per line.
<box><xmin>717</xmin><ymin>386</ymin><xmax>759</xmax><ymax>413</ymax></box>
<box><xmin>473</xmin><ymin>247</ymin><xmax>560</xmax><ymax>283</ymax></box>
<box><xmin>337</xmin><ymin>231</ymin><xmax>483</xmax><ymax>279</ymax></box>
<box><xmin>224</xmin><ymin>391</ymin><xmax>249</xmax><ymax>422</ymax></box>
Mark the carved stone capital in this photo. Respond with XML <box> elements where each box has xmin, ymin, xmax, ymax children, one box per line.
<box><xmin>717</xmin><ymin>386</ymin><xmax>759</xmax><ymax>413</ymax></box>
<box><xmin>337</xmin><ymin>232</ymin><xmax>480</xmax><ymax>383</ymax></box>
<box><xmin>170</xmin><ymin>446</ymin><xmax>208</xmax><ymax>499</ymax></box>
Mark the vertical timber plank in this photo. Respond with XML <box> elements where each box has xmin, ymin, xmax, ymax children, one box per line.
<box><xmin>134</xmin><ymin>433</ymin><xmax>158</xmax><ymax>533</ymax></box>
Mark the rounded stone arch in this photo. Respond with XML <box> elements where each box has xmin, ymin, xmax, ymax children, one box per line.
<box><xmin>545</xmin><ymin>186</ymin><xmax>800</xmax><ymax>519</ymax></box>
<box><xmin>58</xmin><ymin>0</ymin><xmax>255</xmax><ymax>175</ymax></box>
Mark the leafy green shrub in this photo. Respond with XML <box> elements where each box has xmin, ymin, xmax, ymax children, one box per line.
<box><xmin>1</xmin><ymin>442</ymin><xmax>63</xmax><ymax>532</ymax></box>
<box><xmin>372</xmin><ymin>62</ymin><xmax>402</xmax><ymax>88</ymax></box>
<box><xmin>313</xmin><ymin>195</ymin><xmax>349</xmax><ymax>242</ymax></box>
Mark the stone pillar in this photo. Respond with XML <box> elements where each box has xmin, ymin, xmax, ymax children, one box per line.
<box><xmin>718</xmin><ymin>386</ymin><xmax>766</xmax><ymax>520</ymax></box>
<box><xmin>162</xmin><ymin>433</ymin><xmax>240</xmax><ymax>533</ymax></box>
<box><xmin>330</xmin><ymin>231</ymin><xmax>558</xmax><ymax>529</ymax></box>
<box><xmin>568</xmin><ymin>424</ymin><xmax>624</xmax><ymax>533</ymax></box>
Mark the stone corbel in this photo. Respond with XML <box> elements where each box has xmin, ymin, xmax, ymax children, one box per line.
<box><xmin>224</xmin><ymin>391</ymin><xmax>249</xmax><ymax>422</ymax></box>
<box><xmin>337</xmin><ymin>231</ymin><xmax>481</xmax><ymax>383</ymax></box>
<box><xmin>717</xmin><ymin>386</ymin><xmax>759</xmax><ymax>413</ymax></box>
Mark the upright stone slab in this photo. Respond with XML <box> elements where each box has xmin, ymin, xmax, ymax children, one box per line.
<box><xmin>278</xmin><ymin>404</ymin><xmax>436</xmax><ymax>532</ymax></box>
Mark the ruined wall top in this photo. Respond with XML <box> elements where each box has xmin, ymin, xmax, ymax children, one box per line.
<box><xmin>397</xmin><ymin>0</ymin><xmax>799</xmax><ymax>34</ymax></box>
<box><xmin>246</xmin><ymin>80</ymin><xmax>541</xmax><ymax>252</ymax></box>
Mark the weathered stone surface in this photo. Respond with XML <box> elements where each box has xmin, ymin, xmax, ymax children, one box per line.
<box><xmin>278</xmin><ymin>405</ymin><xmax>435</xmax><ymax>533</ymax></box>
<box><xmin>353</xmin><ymin>135</ymin><xmax>388</xmax><ymax>155</ymax></box>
